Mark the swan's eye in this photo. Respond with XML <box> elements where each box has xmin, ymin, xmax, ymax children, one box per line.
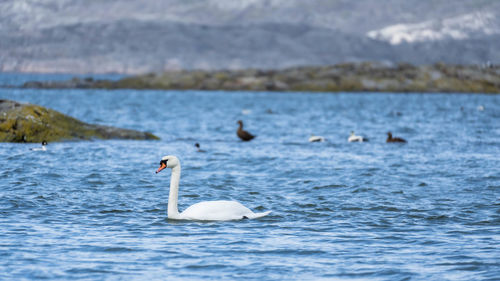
<box><xmin>160</xmin><ymin>159</ymin><xmax>168</xmax><ymax>165</ymax></box>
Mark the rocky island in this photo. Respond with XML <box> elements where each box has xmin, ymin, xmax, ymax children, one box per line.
<box><xmin>20</xmin><ymin>63</ymin><xmax>500</xmax><ymax>93</ymax></box>
<box><xmin>0</xmin><ymin>99</ymin><xmax>159</xmax><ymax>142</ymax></box>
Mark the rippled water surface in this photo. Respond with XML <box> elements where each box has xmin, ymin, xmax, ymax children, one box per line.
<box><xmin>1</xmin><ymin>75</ymin><xmax>499</xmax><ymax>280</ymax></box>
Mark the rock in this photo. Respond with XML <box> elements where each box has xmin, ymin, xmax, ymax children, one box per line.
<box><xmin>0</xmin><ymin>99</ymin><xmax>160</xmax><ymax>142</ymax></box>
<box><xmin>19</xmin><ymin>63</ymin><xmax>500</xmax><ymax>93</ymax></box>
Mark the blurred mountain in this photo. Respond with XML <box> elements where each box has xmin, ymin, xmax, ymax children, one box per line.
<box><xmin>1</xmin><ymin>0</ymin><xmax>499</xmax><ymax>74</ymax></box>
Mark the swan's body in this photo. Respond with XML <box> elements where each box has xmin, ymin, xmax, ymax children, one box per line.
<box><xmin>309</xmin><ymin>134</ymin><xmax>325</xmax><ymax>142</ymax></box>
<box><xmin>348</xmin><ymin>131</ymin><xmax>367</xmax><ymax>142</ymax></box>
<box><xmin>156</xmin><ymin>155</ymin><xmax>270</xmax><ymax>221</ymax></box>
<box><xmin>180</xmin><ymin>200</ymin><xmax>268</xmax><ymax>220</ymax></box>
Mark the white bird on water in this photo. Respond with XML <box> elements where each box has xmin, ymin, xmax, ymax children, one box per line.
<box><xmin>348</xmin><ymin>131</ymin><xmax>368</xmax><ymax>142</ymax></box>
<box><xmin>31</xmin><ymin>141</ymin><xmax>47</xmax><ymax>151</ymax></box>
<box><xmin>309</xmin><ymin>134</ymin><xmax>325</xmax><ymax>142</ymax></box>
<box><xmin>155</xmin><ymin>155</ymin><xmax>271</xmax><ymax>221</ymax></box>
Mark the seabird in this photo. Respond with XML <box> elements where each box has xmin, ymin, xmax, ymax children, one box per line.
<box><xmin>237</xmin><ymin>120</ymin><xmax>255</xmax><ymax>141</ymax></box>
<box><xmin>386</xmin><ymin>132</ymin><xmax>407</xmax><ymax>143</ymax></box>
<box><xmin>194</xmin><ymin>143</ymin><xmax>206</xmax><ymax>152</ymax></box>
<box><xmin>309</xmin><ymin>134</ymin><xmax>325</xmax><ymax>142</ymax></box>
<box><xmin>348</xmin><ymin>131</ymin><xmax>368</xmax><ymax>142</ymax></box>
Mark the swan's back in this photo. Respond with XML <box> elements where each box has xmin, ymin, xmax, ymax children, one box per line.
<box><xmin>179</xmin><ymin>200</ymin><xmax>270</xmax><ymax>221</ymax></box>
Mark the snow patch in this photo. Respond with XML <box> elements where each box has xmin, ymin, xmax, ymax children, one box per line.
<box><xmin>367</xmin><ymin>12</ymin><xmax>498</xmax><ymax>45</ymax></box>
<box><xmin>208</xmin><ymin>0</ymin><xmax>285</xmax><ymax>11</ymax></box>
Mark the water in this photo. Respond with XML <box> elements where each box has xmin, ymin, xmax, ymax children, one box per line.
<box><xmin>1</xmin><ymin>75</ymin><xmax>499</xmax><ymax>280</ymax></box>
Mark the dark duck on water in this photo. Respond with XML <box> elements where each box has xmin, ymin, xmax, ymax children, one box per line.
<box><xmin>386</xmin><ymin>132</ymin><xmax>407</xmax><ymax>143</ymax></box>
<box><xmin>194</xmin><ymin>143</ymin><xmax>206</xmax><ymax>152</ymax></box>
<box><xmin>237</xmin><ymin>120</ymin><xmax>255</xmax><ymax>141</ymax></box>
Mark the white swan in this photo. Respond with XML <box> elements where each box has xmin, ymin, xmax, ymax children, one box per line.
<box><xmin>309</xmin><ymin>134</ymin><xmax>325</xmax><ymax>142</ymax></box>
<box><xmin>348</xmin><ymin>131</ymin><xmax>367</xmax><ymax>142</ymax></box>
<box><xmin>156</xmin><ymin>155</ymin><xmax>271</xmax><ymax>221</ymax></box>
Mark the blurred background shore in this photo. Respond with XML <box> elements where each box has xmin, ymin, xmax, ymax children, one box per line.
<box><xmin>1</xmin><ymin>1</ymin><xmax>499</xmax><ymax>74</ymax></box>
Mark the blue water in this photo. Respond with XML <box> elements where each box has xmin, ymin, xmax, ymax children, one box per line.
<box><xmin>1</xmin><ymin>75</ymin><xmax>499</xmax><ymax>280</ymax></box>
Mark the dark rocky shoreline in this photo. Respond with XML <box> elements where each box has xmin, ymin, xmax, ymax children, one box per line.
<box><xmin>20</xmin><ymin>63</ymin><xmax>500</xmax><ymax>93</ymax></box>
<box><xmin>0</xmin><ymin>100</ymin><xmax>159</xmax><ymax>143</ymax></box>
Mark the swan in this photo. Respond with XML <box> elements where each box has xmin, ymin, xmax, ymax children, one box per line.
<box><xmin>156</xmin><ymin>155</ymin><xmax>271</xmax><ymax>221</ymax></box>
<box><xmin>348</xmin><ymin>131</ymin><xmax>368</xmax><ymax>142</ymax></box>
<box><xmin>31</xmin><ymin>140</ymin><xmax>47</xmax><ymax>151</ymax></box>
<box><xmin>308</xmin><ymin>134</ymin><xmax>325</xmax><ymax>142</ymax></box>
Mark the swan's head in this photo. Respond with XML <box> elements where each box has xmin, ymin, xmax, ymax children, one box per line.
<box><xmin>156</xmin><ymin>155</ymin><xmax>179</xmax><ymax>174</ymax></box>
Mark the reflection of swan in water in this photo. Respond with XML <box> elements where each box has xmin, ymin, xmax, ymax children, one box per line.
<box><xmin>31</xmin><ymin>141</ymin><xmax>47</xmax><ymax>151</ymax></box>
<box><xmin>348</xmin><ymin>131</ymin><xmax>368</xmax><ymax>142</ymax></box>
<box><xmin>308</xmin><ymin>134</ymin><xmax>325</xmax><ymax>142</ymax></box>
<box><xmin>156</xmin><ymin>155</ymin><xmax>271</xmax><ymax>221</ymax></box>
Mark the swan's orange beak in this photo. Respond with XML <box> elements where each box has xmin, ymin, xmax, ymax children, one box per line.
<box><xmin>156</xmin><ymin>162</ymin><xmax>167</xmax><ymax>174</ymax></box>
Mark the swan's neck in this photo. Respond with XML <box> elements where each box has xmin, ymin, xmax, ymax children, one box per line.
<box><xmin>168</xmin><ymin>165</ymin><xmax>181</xmax><ymax>219</ymax></box>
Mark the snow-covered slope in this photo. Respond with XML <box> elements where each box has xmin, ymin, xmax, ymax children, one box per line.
<box><xmin>0</xmin><ymin>0</ymin><xmax>499</xmax><ymax>73</ymax></box>
<box><xmin>367</xmin><ymin>12</ymin><xmax>499</xmax><ymax>44</ymax></box>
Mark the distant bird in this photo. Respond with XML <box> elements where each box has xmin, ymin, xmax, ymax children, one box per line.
<box><xmin>348</xmin><ymin>131</ymin><xmax>368</xmax><ymax>142</ymax></box>
<box><xmin>194</xmin><ymin>143</ymin><xmax>206</xmax><ymax>152</ymax></box>
<box><xmin>477</xmin><ymin>105</ymin><xmax>485</xmax><ymax>111</ymax></box>
<box><xmin>241</xmin><ymin>109</ymin><xmax>252</xmax><ymax>115</ymax></box>
<box><xmin>31</xmin><ymin>140</ymin><xmax>47</xmax><ymax>151</ymax></box>
<box><xmin>237</xmin><ymin>120</ymin><xmax>255</xmax><ymax>141</ymax></box>
<box><xmin>386</xmin><ymin>132</ymin><xmax>407</xmax><ymax>143</ymax></box>
<box><xmin>308</xmin><ymin>134</ymin><xmax>325</xmax><ymax>142</ymax></box>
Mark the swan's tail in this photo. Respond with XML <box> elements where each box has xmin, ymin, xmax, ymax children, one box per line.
<box><xmin>248</xmin><ymin>211</ymin><xmax>271</xmax><ymax>219</ymax></box>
